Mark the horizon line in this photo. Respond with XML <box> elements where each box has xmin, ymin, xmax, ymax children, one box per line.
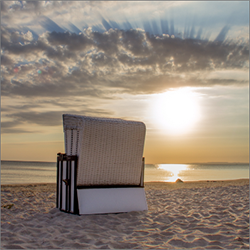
<box><xmin>1</xmin><ymin>160</ymin><xmax>249</xmax><ymax>165</ymax></box>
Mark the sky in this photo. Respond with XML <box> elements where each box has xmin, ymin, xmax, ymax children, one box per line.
<box><xmin>1</xmin><ymin>1</ymin><xmax>249</xmax><ymax>163</ymax></box>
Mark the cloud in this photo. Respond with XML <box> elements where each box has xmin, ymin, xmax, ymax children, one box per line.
<box><xmin>1</xmin><ymin>120</ymin><xmax>40</xmax><ymax>134</ymax></box>
<box><xmin>6</xmin><ymin>111</ymin><xmax>65</xmax><ymax>126</ymax></box>
<box><xmin>1</xmin><ymin>54</ymin><xmax>14</xmax><ymax>66</ymax></box>
<box><xmin>1</xmin><ymin>107</ymin><xmax>114</xmax><ymax>134</ymax></box>
<box><xmin>1</xmin><ymin>26</ymin><xmax>248</xmax><ymax>101</ymax></box>
<box><xmin>47</xmin><ymin>31</ymin><xmax>93</xmax><ymax>51</ymax></box>
<box><xmin>1</xmin><ymin>1</ymin><xmax>248</xmax><ymax>138</ymax></box>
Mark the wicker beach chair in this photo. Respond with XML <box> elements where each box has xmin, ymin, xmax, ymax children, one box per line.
<box><xmin>57</xmin><ymin>114</ymin><xmax>148</xmax><ymax>215</ymax></box>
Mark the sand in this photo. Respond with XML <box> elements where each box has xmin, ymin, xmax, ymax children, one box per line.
<box><xmin>1</xmin><ymin>179</ymin><xmax>249</xmax><ymax>249</ymax></box>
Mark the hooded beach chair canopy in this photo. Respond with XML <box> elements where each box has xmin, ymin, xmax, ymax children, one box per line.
<box><xmin>58</xmin><ymin>114</ymin><xmax>148</xmax><ymax>214</ymax></box>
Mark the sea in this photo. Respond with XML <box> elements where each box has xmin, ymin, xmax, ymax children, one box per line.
<box><xmin>1</xmin><ymin>161</ymin><xmax>249</xmax><ymax>185</ymax></box>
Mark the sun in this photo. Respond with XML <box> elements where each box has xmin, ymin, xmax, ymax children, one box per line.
<box><xmin>151</xmin><ymin>88</ymin><xmax>201</xmax><ymax>134</ymax></box>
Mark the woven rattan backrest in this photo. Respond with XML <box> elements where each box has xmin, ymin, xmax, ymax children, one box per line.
<box><xmin>63</xmin><ymin>114</ymin><xmax>146</xmax><ymax>186</ymax></box>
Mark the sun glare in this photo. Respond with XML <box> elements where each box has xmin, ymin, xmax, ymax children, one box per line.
<box><xmin>158</xmin><ymin>164</ymin><xmax>189</xmax><ymax>182</ymax></box>
<box><xmin>152</xmin><ymin>88</ymin><xmax>201</xmax><ymax>134</ymax></box>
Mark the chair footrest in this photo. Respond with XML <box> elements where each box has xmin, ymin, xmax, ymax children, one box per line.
<box><xmin>77</xmin><ymin>187</ymin><xmax>148</xmax><ymax>215</ymax></box>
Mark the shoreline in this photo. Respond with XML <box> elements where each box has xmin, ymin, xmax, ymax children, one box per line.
<box><xmin>1</xmin><ymin>179</ymin><xmax>249</xmax><ymax>249</ymax></box>
<box><xmin>1</xmin><ymin>178</ymin><xmax>249</xmax><ymax>188</ymax></box>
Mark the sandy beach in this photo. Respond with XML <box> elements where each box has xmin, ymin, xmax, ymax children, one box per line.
<box><xmin>1</xmin><ymin>179</ymin><xmax>249</xmax><ymax>249</ymax></box>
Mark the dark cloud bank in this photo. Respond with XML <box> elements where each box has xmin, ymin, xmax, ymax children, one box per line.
<box><xmin>1</xmin><ymin>26</ymin><xmax>249</xmax><ymax>133</ymax></box>
<box><xmin>2</xmin><ymin>26</ymin><xmax>249</xmax><ymax>97</ymax></box>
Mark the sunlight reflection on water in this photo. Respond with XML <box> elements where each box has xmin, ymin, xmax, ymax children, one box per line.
<box><xmin>157</xmin><ymin>164</ymin><xmax>189</xmax><ymax>182</ymax></box>
<box><xmin>144</xmin><ymin>163</ymin><xmax>249</xmax><ymax>183</ymax></box>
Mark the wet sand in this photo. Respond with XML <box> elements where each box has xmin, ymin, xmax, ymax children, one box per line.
<box><xmin>1</xmin><ymin>179</ymin><xmax>249</xmax><ymax>249</ymax></box>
